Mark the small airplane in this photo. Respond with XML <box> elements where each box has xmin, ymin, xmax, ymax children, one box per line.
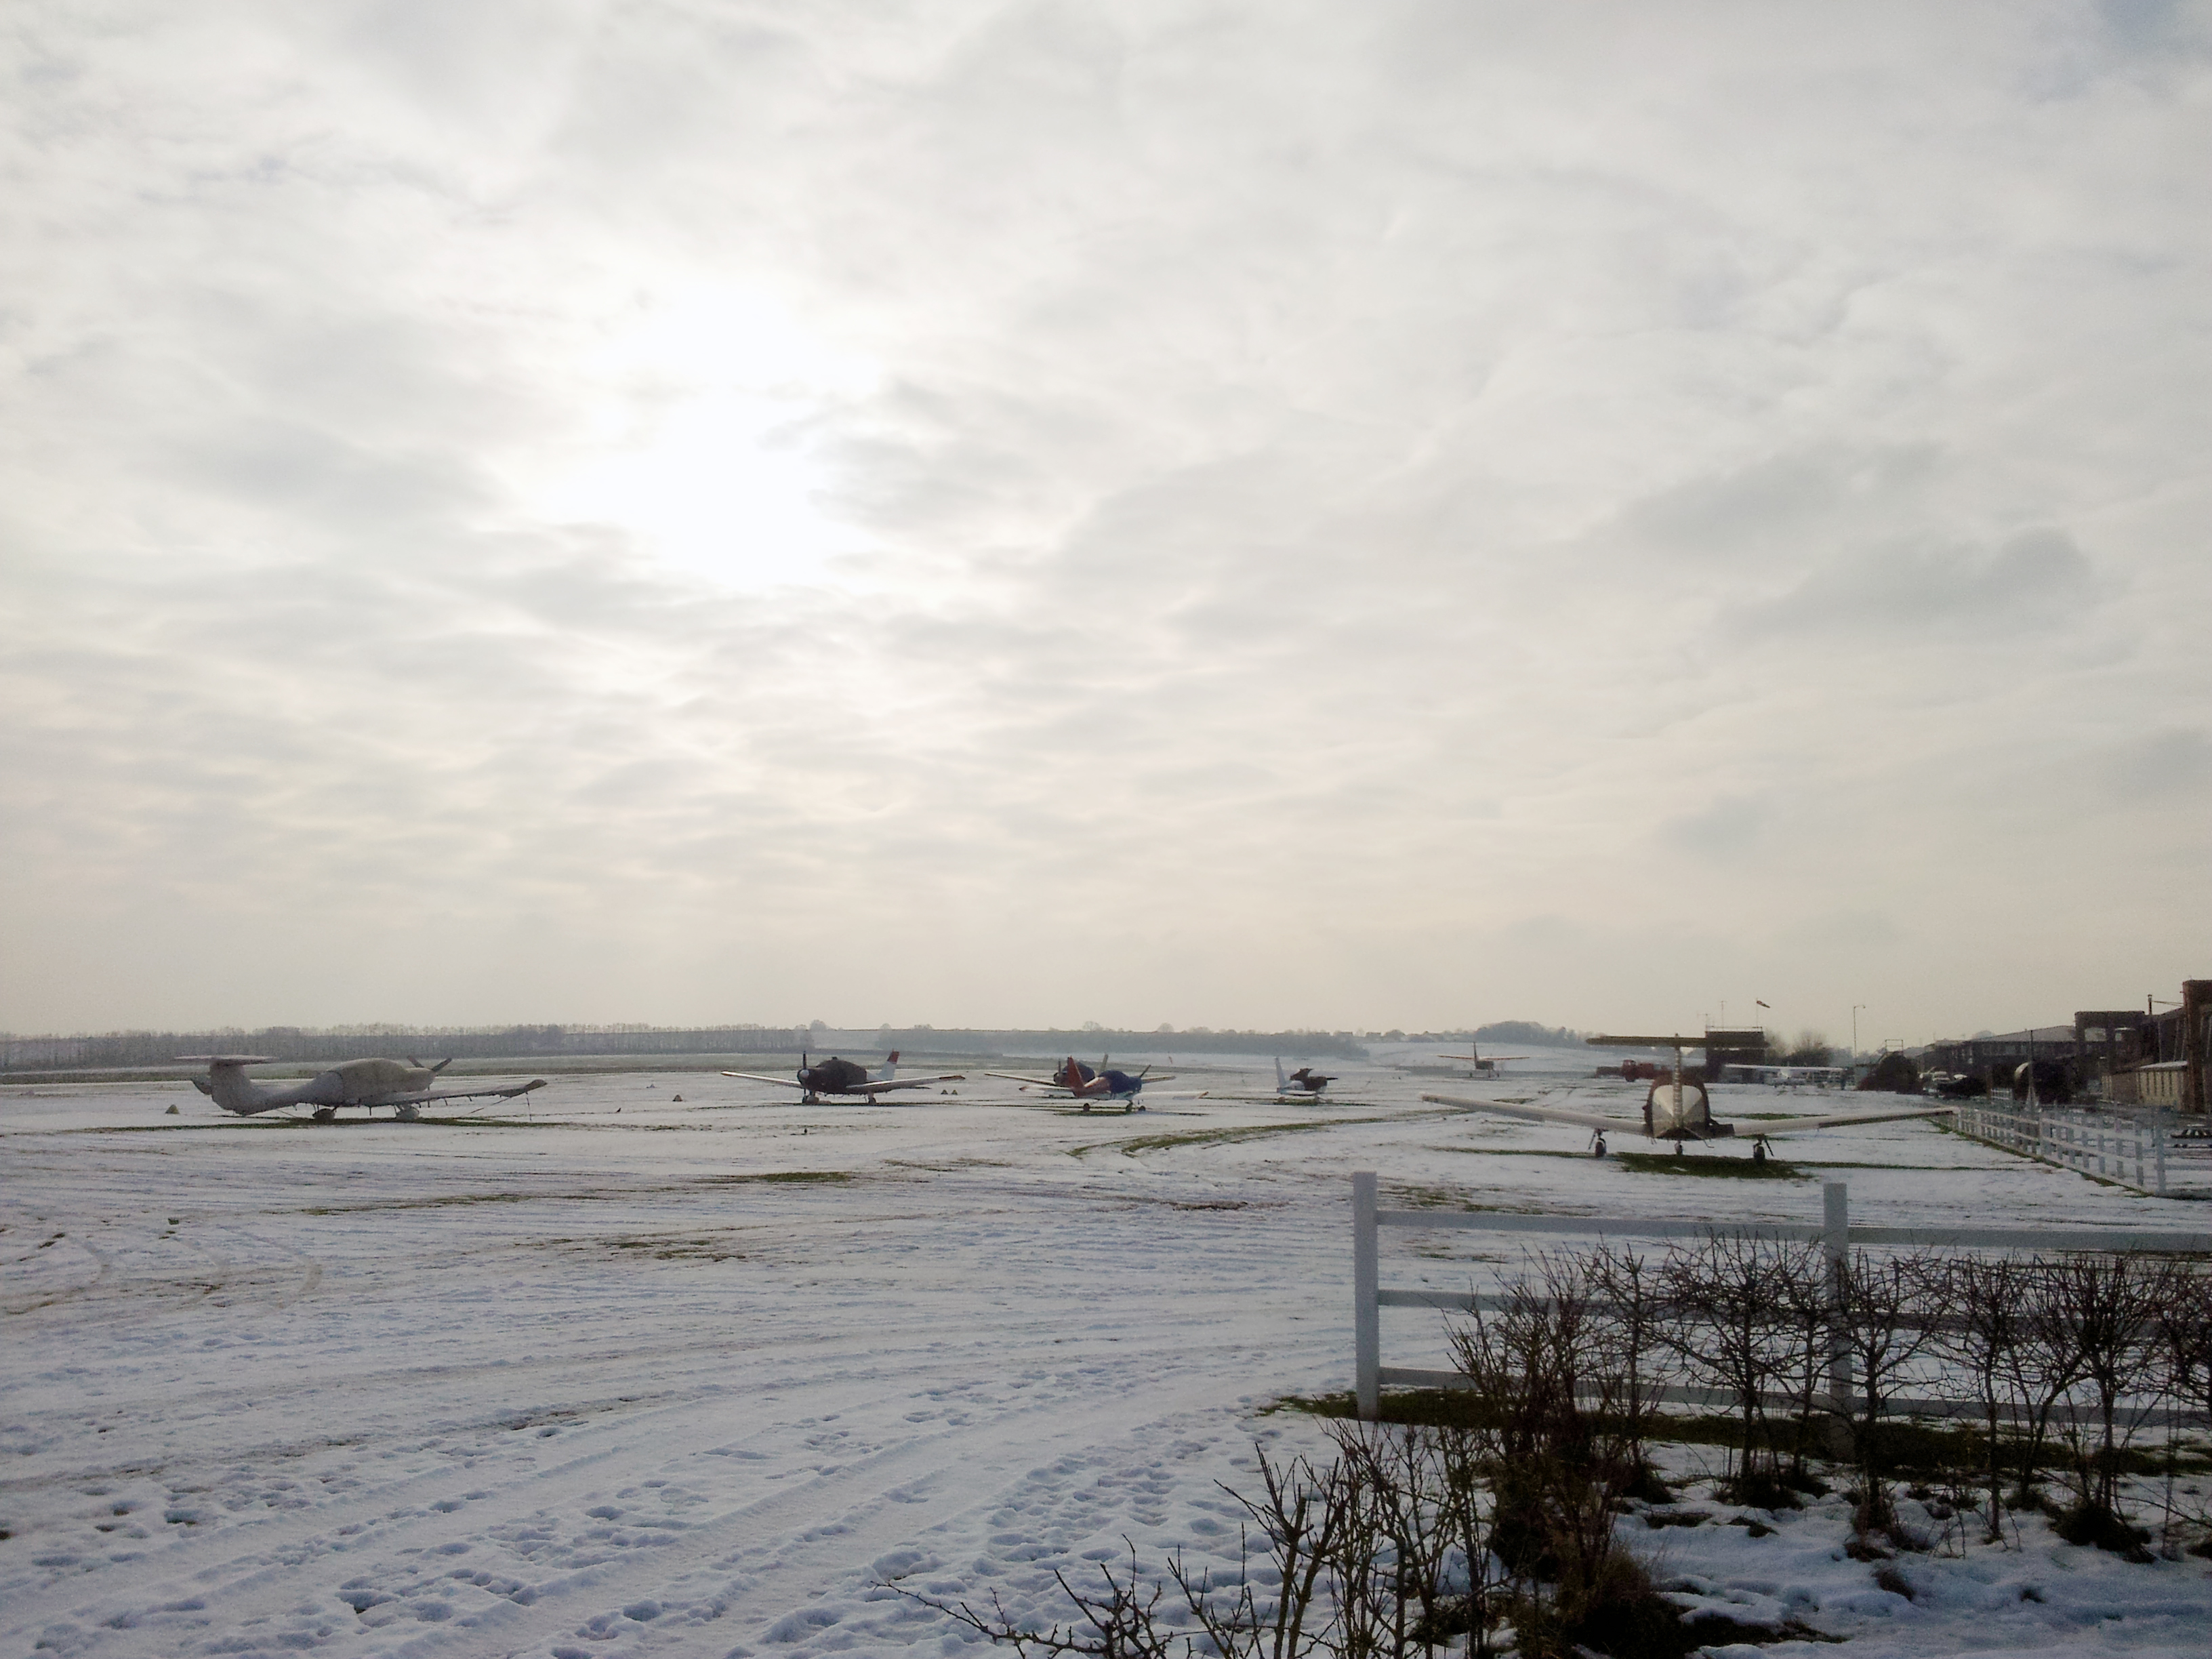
<box><xmin>1274</xmin><ymin>1059</ymin><xmax>1337</xmax><ymax>1099</ymax></box>
<box><xmin>981</xmin><ymin>1056</ymin><xmax>1186</xmax><ymax>1113</ymax></box>
<box><xmin>720</xmin><ymin>1050</ymin><xmax>965</xmax><ymax>1104</ymax></box>
<box><xmin>1437</xmin><ymin>1040</ymin><xmax>1528</xmax><ymax>1076</ymax></box>
<box><xmin>184</xmin><ymin>1056</ymin><xmax>547</xmax><ymax>1122</ymax></box>
<box><xmin>1423</xmin><ymin>1029</ymin><xmax>1950</xmax><ymax>1156</ymax></box>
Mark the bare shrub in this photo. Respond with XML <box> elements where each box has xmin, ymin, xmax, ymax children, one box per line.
<box><xmin>2154</xmin><ymin>1269</ymin><xmax>2212</xmax><ymax>1553</ymax></box>
<box><xmin>1658</xmin><ymin>1232</ymin><xmax>1808</xmax><ymax>1505</ymax></box>
<box><xmin>1830</xmin><ymin>1247</ymin><xmax>1939</xmax><ymax>1542</ymax></box>
<box><xmin>2003</xmin><ymin>1261</ymin><xmax>2088</xmax><ymax>1505</ymax></box>
<box><xmin>901</xmin><ymin>1238</ymin><xmax>2207</xmax><ymax>1658</ymax></box>
<box><xmin>2045</xmin><ymin>1254</ymin><xmax>2169</xmax><ymax>1554</ymax></box>
<box><xmin>1320</xmin><ymin>1423</ymin><xmax>1499</xmax><ymax>1658</ymax></box>
<box><xmin>907</xmin><ymin>1433</ymin><xmax>1504</xmax><ymax>1659</ymax></box>
<box><xmin>1928</xmin><ymin>1254</ymin><xmax>2034</xmax><ymax>1543</ymax></box>
<box><xmin>1445</xmin><ymin>1254</ymin><xmax>1686</xmax><ymax>1652</ymax></box>
<box><xmin>1582</xmin><ymin>1241</ymin><xmax>1678</xmax><ymax>1499</ymax></box>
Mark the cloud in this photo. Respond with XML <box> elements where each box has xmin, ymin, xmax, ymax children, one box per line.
<box><xmin>1732</xmin><ymin>527</ymin><xmax>2101</xmax><ymax>637</ymax></box>
<box><xmin>1</xmin><ymin>2</ymin><xmax>2209</xmax><ymax>1036</ymax></box>
<box><xmin>2102</xmin><ymin>727</ymin><xmax>2212</xmax><ymax>800</ymax></box>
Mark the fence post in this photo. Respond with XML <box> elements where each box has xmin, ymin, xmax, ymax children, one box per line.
<box><xmin>1353</xmin><ymin>1170</ymin><xmax>1380</xmax><ymax>1421</ymax></box>
<box><xmin>1823</xmin><ymin>1181</ymin><xmax>1852</xmax><ymax>1448</ymax></box>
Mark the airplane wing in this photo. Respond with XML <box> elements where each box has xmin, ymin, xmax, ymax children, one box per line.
<box><xmin>720</xmin><ymin>1071</ymin><xmax>808</xmax><ymax>1088</ymax></box>
<box><xmin>415</xmin><ymin>1079</ymin><xmax>548</xmax><ymax>1104</ymax></box>
<box><xmin>982</xmin><ymin>1070</ymin><xmax>1057</xmax><ymax>1086</ymax></box>
<box><xmin>1749</xmin><ymin>1104</ymin><xmax>1955</xmax><ymax>1137</ymax></box>
<box><xmin>1420</xmin><ymin>1092</ymin><xmax>1622</xmax><ymax>1133</ymax></box>
<box><xmin>853</xmin><ymin>1073</ymin><xmax>966</xmax><ymax>1094</ymax></box>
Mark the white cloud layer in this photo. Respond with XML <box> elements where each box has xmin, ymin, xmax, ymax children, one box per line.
<box><xmin>3</xmin><ymin>1</ymin><xmax>2209</xmax><ymax>1038</ymax></box>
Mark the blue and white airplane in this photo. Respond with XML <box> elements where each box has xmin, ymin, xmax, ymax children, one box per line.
<box><xmin>983</xmin><ymin>1056</ymin><xmax>1200</xmax><ymax>1113</ymax></box>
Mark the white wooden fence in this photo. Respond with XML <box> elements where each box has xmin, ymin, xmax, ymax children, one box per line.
<box><xmin>1350</xmin><ymin>1171</ymin><xmax>2212</xmax><ymax>1425</ymax></box>
<box><xmin>1950</xmin><ymin>1099</ymin><xmax>2180</xmax><ymax>1195</ymax></box>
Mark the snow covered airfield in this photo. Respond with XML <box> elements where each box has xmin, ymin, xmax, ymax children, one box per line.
<box><xmin>5</xmin><ymin>1062</ymin><xmax>2209</xmax><ymax>1659</ymax></box>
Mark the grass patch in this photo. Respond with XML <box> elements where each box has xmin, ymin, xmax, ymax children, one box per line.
<box><xmin>1386</xmin><ymin>1182</ymin><xmax>1555</xmax><ymax>1214</ymax></box>
<box><xmin>1101</xmin><ymin>1122</ymin><xmax>1334</xmax><ymax>1154</ymax></box>
<box><xmin>1420</xmin><ymin>1145</ymin><xmax>1624</xmax><ymax>1162</ymax></box>
<box><xmin>1271</xmin><ymin>1389</ymin><xmax>2212</xmax><ymax>1476</ymax></box>
<box><xmin>695</xmin><ymin>1170</ymin><xmax>851</xmax><ymax>1184</ymax></box>
<box><xmin>600</xmin><ymin>1234</ymin><xmax>748</xmax><ymax>1261</ymax></box>
<box><xmin>298</xmin><ymin>1191</ymin><xmax>563</xmax><ymax>1214</ymax></box>
<box><xmin>1614</xmin><ymin>1151</ymin><xmax>1808</xmax><ymax>1179</ymax></box>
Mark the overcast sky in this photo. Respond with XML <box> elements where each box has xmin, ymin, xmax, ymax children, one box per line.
<box><xmin>3</xmin><ymin>1</ymin><xmax>2208</xmax><ymax>1042</ymax></box>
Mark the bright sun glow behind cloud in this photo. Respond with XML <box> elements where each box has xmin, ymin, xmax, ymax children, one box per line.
<box><xmin>529</xmin><ymin>288</ymin><xmax>880</xmax><ymax>588</ymax></box>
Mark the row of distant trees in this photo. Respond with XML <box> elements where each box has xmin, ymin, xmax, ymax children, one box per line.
<box><xmin>1</xmin><ymin>1023</ymin><xmax>1378</xmax><ymax>1072</ymax></box>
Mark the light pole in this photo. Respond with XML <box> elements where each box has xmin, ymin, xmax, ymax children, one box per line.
<box><xmin>1851</xmin><ymin>1005</ymin><xmax>1866</xmax><ymax>1063</ymax></box>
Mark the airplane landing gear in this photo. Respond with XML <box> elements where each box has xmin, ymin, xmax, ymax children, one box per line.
<box><xmin>1591</xmin><ymin>1131</ymin><xmax>1607</xmax><ymax>1158</ymax></box>
<box><xmin>311</xmin><ymin>1107</ymin><xmax>336</xmax><ymax>1123</ymax></box>
<box><xmin>395</xmin><ymin>1103</ymin><xmax>420</xmax><ymax>1122</ymax></box>
<box><xmin>1752</xmin><ymin>1139</ymin><xmax>1767</xmax><ymax>1165</ymax></box>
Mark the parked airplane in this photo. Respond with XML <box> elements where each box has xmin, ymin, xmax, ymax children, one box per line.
<box><xmin>1274</xmin><ymin>1059</ymin><xmax>1337</xmax><ymax>1099</ymax></box>
<box><xmin>721</xmin><ymin>1051</ymin><xmax>964</xmax><ymax>1104</ymax></box>
<box><xmin>184</xmin><ymin>1056</ymin><xmax>547</xmax><ymax>1122</ymax></box>
<box><xmin>1423</xmin><ymin>1028</ymin><xmax>1949</xmax><ymax>1156</ymax></box>
<box><xmin>981</xmin><ymin>1056</ymin><xmax>1184</xmax><ymax>1113</ymax></box>
<box><xmin>1421</xmin><ymin>1075</ymin><xmax>1949</xmax><ymax>1155</ymax></box>
<box><xmin>1437</xmin><ymin>1040</ymin><xmax>1528</xmax><ymax>1076</ymax></box>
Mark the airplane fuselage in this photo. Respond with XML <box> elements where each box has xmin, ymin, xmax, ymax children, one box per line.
<box><xmin>1643</xmin><ymin>1076</ymin><xmax>1734</xmax><ymax>1140</ymax></box>
<box><xmin>197</xmin><ymin>1057</ymin><xmax>445</xmax><ymax>1116</ymax></box>
<box><xmin>796</xmin><ymin>1057</ymin><xmax>878</xmax><ymax>1098</ymax></box>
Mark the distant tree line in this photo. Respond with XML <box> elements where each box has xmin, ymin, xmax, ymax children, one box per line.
<box><xmin>872</xmin><ymin>1027</ymin><xmax>1372</xmax><ymax>1061</ymax></box>
<box><xmin>3</xmin><ymin>1023</ymin><xmax>1372</xmax><ymax>1073</ymax></box>
<box><xmin>1</xmin><ymin>1025</ymin><xmax>806</xmax><ymax>1071</ymax></box>
<box><xmin>1473</xmin><ymin>1021</ymin><xmax>1588</xmax><ymax>1048</ymax></box>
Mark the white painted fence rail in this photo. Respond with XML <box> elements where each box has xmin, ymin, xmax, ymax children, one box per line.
<box><xmin>1950</xmin><ymin>1099</ymin><xmax>2176</xmax><ymax>1195</ymax></box>
<box><xmin>1349</xmin><ymin>1171</ymin><xmax>2212</xmax><ymax>1425</ymax></box>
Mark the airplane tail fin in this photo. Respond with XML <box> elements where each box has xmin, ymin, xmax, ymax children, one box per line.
<box><xmin>176</xmin><ymin>1056</ymin><xmax>280</xmax><ymax>1115</ymax></box>
<box><xmin>1275</xmin><ymin>1057</ymin><xmax>1287</xmax><ymax>1088</ymax></box>
<box><xmin>877</xmin><ymin>1050</ymin><xmax>901</xmax><ymax>1081</ymax></box>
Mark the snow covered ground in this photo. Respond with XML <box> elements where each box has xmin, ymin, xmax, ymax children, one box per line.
<box><xmin>4</xmin><ymin>1061</ymin><xmax>2208</xmax><ymax>1658</ymax></box>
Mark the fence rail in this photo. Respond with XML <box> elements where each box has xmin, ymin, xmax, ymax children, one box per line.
<box><xmin>1351</xmin><ymin>1172</ymin><xmax>2212</xmax><ymax>1424</ymax></box>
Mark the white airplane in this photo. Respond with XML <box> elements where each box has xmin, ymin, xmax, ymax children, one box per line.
<box><xmin>1273</xmin><ymin>1059</ymin><xmax>1336</xmax><ymax>1099</ymax></box>
<box><xmin>1424</xmin><ymin>1029</ymin><xmax>1949</xmax><ymax>1156</ymax></box>
<box><xmin>720</xmin><ymin>1050</ymin><xmax>965</xmax><ymax>1104</ymax></box>
<box><xmin>1437</xmin><ymin>1040</ymin><xmax>1528</xmax><ymax>1076</ymax></box>
<box><xmin>186</xmin><ymin>1056</ymin><xmax>547</xmax><ymax>1122</ymax></box>
<box><xmin>1423</xmin><ymin>1080</ymin><xmax>1950</xmax><ymax>1156</ymax></box>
